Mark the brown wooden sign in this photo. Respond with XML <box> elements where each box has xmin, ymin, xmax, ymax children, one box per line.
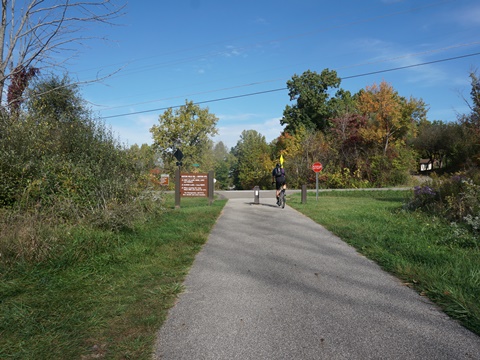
<box><xmin>180</xmin><ymin>173</ymin><xmax>208</xmax><ymax>197</ymax></box>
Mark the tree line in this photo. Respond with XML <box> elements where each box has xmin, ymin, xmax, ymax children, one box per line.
<box><xmin>0</xmin><ymin>0</ymin><xmax>477</xmax><ymax>225</ymax></box>
<box><xmin>1</xmin><ymin>66</ymin><xmax>479</xmax><ymax>263</ymax></box>
<box><xmin>2</xmin><ymin>67</ymin><xmax>478</xmax><ymax>213</ymax></box>
<box><xmin>146</xmin><ymin>68</ymin><xmax>480</xmax><ymax>191</ymax></box>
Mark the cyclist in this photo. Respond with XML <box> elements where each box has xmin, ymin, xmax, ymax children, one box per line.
<box><xmin>272</xmin><ymin>163</ymin><xmax>286</xmax><ymax>206</ymax></box>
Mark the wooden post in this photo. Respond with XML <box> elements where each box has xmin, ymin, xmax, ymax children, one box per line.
<box><xmin>208</xmin><ymin>170</ymin><xmax>214</xmax><ymax>205</ymax></box>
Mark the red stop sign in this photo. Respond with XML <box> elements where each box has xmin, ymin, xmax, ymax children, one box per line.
<box><xmin>312</xmin><ymin>162</ymin><xmax>323</xmax><ymax>173</ymax></box>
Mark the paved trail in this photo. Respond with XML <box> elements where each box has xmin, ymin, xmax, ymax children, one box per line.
<box><xmin>153</xmin><ymin>191</ymin><xmax>480</xmax><ymax>359</ymax></box>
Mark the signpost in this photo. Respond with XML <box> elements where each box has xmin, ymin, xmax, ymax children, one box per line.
<box><xmin>175</xmin><ymin>170</ymin><xmax>215</xmax><ymax>208</ymax></box>
<box><xmin>180</xmin><ymin>173</ymin><xmax>208</xmax><ymax>197</ymax></box>
<box><xmin>312</xmin><ymin>162</ymin><xmax>323</xmax><ymax>201</ymax></box>
<box><xmin>174</xmin><ymin>149</ymin><xmax>184</xmax><ymax>208</ymax></box>
<box><xmin>173</xmin><ymin>147</ymin><xmax>214</xmax><ymax>207</ymax></box>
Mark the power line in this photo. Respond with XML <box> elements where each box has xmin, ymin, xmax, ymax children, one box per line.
<box><xmin>98</xmin><ymin>41</ymin><xmax>480</xmax><ymax>111</ymax></box>
<box><xmin>101</xmin><ymin>88</ymin><xmax>286</xmax><ymax>119</ymax></box>
<box><xmin>79</xmin><ymin>0</ymin><xmax>463</xmax><ymax>109</ymax></box>
<box><xmin>80</xmin><ymin>0</ymin><xmax>456</xmax><ymax>81</ymax></box>
<box><xmin>341</xmin><ymin>51</ymin><xmax>480</xmax><ymax>79</ymax></box>
<box><xmin>100</xmin><ymin>51</ymin><xmax>480</xmax><ymax>120</ymax></box>
<box><xmin>96</xmin><ymin>78</ymin><xmax>285</xmax><ymax>111</ymax></box>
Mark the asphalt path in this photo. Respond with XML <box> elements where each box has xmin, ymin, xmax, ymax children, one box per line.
<box><xmin>153</xmin><ymin>191</ymin><xmax>480</xmax><ymax>359</ymax></box>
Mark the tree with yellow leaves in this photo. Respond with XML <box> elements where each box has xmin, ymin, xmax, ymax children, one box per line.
<box><xmin>357</xmin><ymin>80</ymin><xmax>424</xmax><ymax>156</ymax></box>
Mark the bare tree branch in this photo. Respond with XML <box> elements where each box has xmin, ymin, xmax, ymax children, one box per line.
<box><xmin>0</xmin><ymin>0</ymin><xmax>126</xmax><ymax>105</ymax></box>
<box><xmin>7</xmin><ymin>61</ymin><xmax>125</xmax><ymax>109</ymax></box>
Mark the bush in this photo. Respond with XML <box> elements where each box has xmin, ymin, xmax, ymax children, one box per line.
<box><xmin>406</xmin><ymin>185</ymin><xmax>439</xmax><ymax>212</ymax></box>
<box><xmin>324</xmin><ymin>167</ymin><xmax>370</xmax><ymax>189</ymax></box>
<box><xmin>0</xmin><ymin>75</ymin><xmax>162</xmax><ymax>264</ymax></box>
<box><xmin>406</xmin><ymin>170</ymin><xmax>480</xmax><ymax>245</ymax></box>
<box><xmin>0</xmin><ymin>76</ymin><xmax>140</xmax><ymax>212</ymax></box>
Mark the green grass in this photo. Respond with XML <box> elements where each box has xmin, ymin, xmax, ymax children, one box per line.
<box><xmin>0</xmin><ymin>196</ymin><xmax>226</xmax><ymax>360</ymax></box>
<box><xmin>288</xmin><ymin>190</ymin><xmax>480</xmax><ymax>336</ymax></box>
<box><xmin>2</xmin><ymin>190</ymin><xmax>479</xmax><ymax>358</ymax></box>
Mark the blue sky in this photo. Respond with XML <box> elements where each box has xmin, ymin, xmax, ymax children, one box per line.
<box><xmin>69</xmin><ymin>0</ymin><xmax>480</xmax><ymax>149</ymax></box>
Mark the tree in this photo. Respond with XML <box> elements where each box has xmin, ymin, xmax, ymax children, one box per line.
<box><xmin>150</xmin><ymin>100</ymin><xmax>219</xmax><ymax>174</ymax></box>
<box><xmin>127</xmin><ymin>143</ymin><xmax>158</xmax><ymax>172</ymax></box>
<box><xmin>328</xmin><ymin>88</ymin><xmax>357</xmax><ymax>118</ymax></box>
<box><xmin>281</xmin><ymin>69</ymin><xmax>341</xmax><ymax>133</ymax></box>
<box><xmin>212</xmin><ymin>141</ymin><xmax>235</xmax><ymax>189</ymax></box>
<box><xmin>24</xmin><ymin>74</ymin><xmax>95</xmax><ymax>157</ymax></box>
<box><xmin>231</xmin><ymin>130</ymin><xmax>272</xmax><ymax>190</ymax></box>
<box><xmin>0</xmin><ymin>0</ymin><xmax>125</xmax><ymax>106</ymax></box>
<box><xmin>411</xmin><ymin>120</ymin><xmax>456</xmax><ymax>169</ymax></box>
<box><xmin>272</xmin><ymin>126</ymin><xmax>329</xmax><ymax>189</ymax></box>
<box><xmin>329</xmin><ymin>113</ymin><xmax>368</xmax><ymax>172</ymax></box>
<box><xmin>464</xmin><ymin>70</ymin><xmax>480</xmax><ymax>129</ymax></box>
<box><xmin>457</xmin><ymin>71</ymin><xmax>480</xmax><ymax>166</ymax></box>
<box><xmin>357</xmin><ymin>81</ymin><xmax>420</xmax><ymax>156</ymax></box>
<box><xmin>26</xmin><ymin>75</ymin><xmax>87</xmax><ymax>122</ymax></box>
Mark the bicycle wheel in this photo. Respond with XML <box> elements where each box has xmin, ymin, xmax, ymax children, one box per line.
<box><xmin>280</xmin><ymin>190</ymin><xmax>286</xmax><ymax>208</ymax></box>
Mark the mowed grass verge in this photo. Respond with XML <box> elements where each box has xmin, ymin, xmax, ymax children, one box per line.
<box><xmin>288</xmin><ymin>190</ymin><xmax>480</xmax><ymax>336</ymax></box>
<box><xmin>0</xmin><ymin>196</ymin><xmax>226</xmax><ymax>360</ymax></box>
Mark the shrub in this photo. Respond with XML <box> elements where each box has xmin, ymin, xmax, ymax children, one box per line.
<box><xmin>406</xmin><ymin>170</ymin><xmax>480</xmax><ymax>245</ymax></box>
<box><xmin>325</xmin><ymin>167</ymin><xmax>370</xmax><ymax>189</ymax></box>
<box><xmin>406</xmin><ymin>185</ymin><xmax>439</xmax><ymax>212</ymax></box>
<box><xmin>0</xmin><ymin>76</ymin><xmax>141</xmax><ymax>213</ymax></box>
<box><xmin>0</xmin><ymin>75</ymin><xmax>163</xmax><ymax>264</ymax></box>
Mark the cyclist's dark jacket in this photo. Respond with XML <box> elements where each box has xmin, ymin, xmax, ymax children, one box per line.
<box><xmin>272</xmin><ymin>167</ymin><xmax>285</xmax><ymax>187</ymax></box>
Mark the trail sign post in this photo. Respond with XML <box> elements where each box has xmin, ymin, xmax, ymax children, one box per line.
<box><xmin>175</xmin><ymin>170</ymin><xmax>215</xmax><ymax>208</ymax></box>
<box><xmin>180</xmin><ymin>173</ymin><xmax>208</xmax><ymax>197</ymax></box>
<box><xmin>174</xmin><ymin>149</ymin><xmax>184</xmax><ymax>208</ymax></box>
<box><xmin>311</xmin><ymin>162</ymin><xmax>323</xmax><ymax>201</ymax></box>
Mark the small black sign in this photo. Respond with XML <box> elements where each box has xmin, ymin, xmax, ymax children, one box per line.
<box><xmin>174</xmin><ymin>149</ymin><xmax>184</xmax><ymax>161</ymax></box>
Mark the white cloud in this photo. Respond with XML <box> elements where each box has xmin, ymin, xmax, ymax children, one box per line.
<box><xmin>452</xmin><ymin>5</ymin><xmax>480</xmax><ymax>27</ymax></box>
<box><xmin>223</xmin><ymin>45</ymin><xmax>241</xmax><ymax>57</ymax></box>
<box><xmin>349</xmin><ymin>37</ymin><xmax>450</xmax><ymax>86</ymax></box>
<box><xmin>222</xmin><ymin>45</ymin><xmax>249</xmax><ymax>59</ymax></box>
<box><xmin>136</xmin><ymin>114</ymin><xmax>158</xmax><ymax>126</ymax></box>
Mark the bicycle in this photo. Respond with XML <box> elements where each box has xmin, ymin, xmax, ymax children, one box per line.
<box><xmin>277</xmin><ymin>184</ymin><xmax>286</xmax><ymax>209</ymax></box>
